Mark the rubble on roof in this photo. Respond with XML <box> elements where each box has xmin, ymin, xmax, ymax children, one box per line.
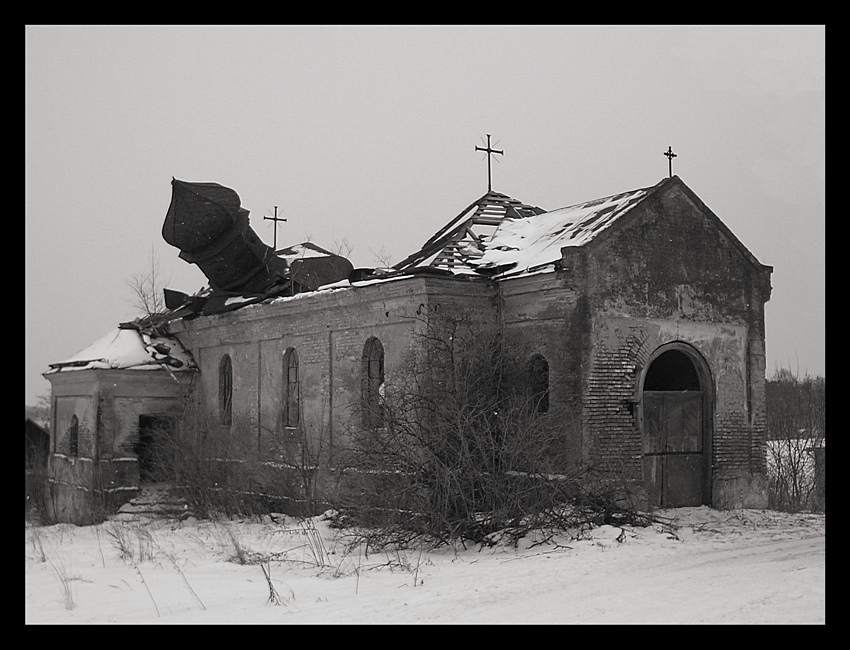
<box><xmin>45</xmin><ymin>326</ymin><xmax>196</xmax><ymax>374</ymax></box>
<box><xmin>391</xmin><ymin>180</ymin><xmax>662</xmax><ymax>281</ymax></box>
<box><xmin>468</xmin><ymin>186</ymin><xmax>651</xmax><ymax>276</ymax></box>
<box><xmin>393</xmin><ymin>190</ymin><xmax>545</xmax><ymax>273</ymax></box>
<box><xmin>144</xmin><ymin>178</ymin><xmax>670</xmax><ymax>324</ymax></box>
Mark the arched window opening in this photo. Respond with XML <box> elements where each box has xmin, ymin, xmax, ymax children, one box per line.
<box><xmin>644</xmin><ymin>349</ymin><xmax>701</xmax><ymax>391</ymax></box>
<box><xmin>68</xmin><ymin>414</ymin><xmax>79</xmax><ymax>457</ymax></box>
<box><xmin>529</xmin><ymin>353</ymin><xmax>550</xmax><ymax>413</ymax></box>
<box><xmin>219</xmin><ymin>354</ymin><xmax>233</xmax><ymax>426</ymax></box>
<box><xmin>362</xmin><ymin>337</ymin><xmax>385</xmax><ymax>429</ymax></box>
<box><xmin>283</xmin><ymin>348</ymin><xmax>300</xmax><ymax>428</ymax></box>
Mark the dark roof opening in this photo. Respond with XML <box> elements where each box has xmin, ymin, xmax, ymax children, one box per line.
<box><xmin>644</xmin><ymin>349</ymin><xmax>701</xmax><ymax>391</ymax></box>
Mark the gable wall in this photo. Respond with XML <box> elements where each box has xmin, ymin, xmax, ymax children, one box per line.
<box><xmin>576</xmin><ymin>183</ymin><xmax>772</xmax><ymax>506</ymax></box>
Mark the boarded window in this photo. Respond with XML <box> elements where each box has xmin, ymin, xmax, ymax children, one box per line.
<box><xmin>362</xmin><ymin>337</ymin><xmax>385</xmax><ymax>429</ymax></box>
<box><xmin>529</xmin><ymin>354</ymin><xmax>550</xmax><ymax>413</ymax></box>
<box><xmin>219</xmin><ymin>354</ymin><xmax>233</xmax><ymax>426</ymax></box>
<box><xmin>283</xmin><ymin>348</ymin><xmax>300</xmax><ymax>428</ymax></box>
<box><xmin>68</xmin><ymin>414</ymin><xmax>79</xmax><ymax>457</ymax></box>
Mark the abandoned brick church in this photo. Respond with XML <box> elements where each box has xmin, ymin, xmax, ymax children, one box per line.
<box><xmin>43</xmin><ymin>172</ymin><xmax>773</xmax><ymax>524</ymax></box>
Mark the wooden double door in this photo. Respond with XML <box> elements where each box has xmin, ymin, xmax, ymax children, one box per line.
<box><xmin>643</xmin><ymin>391</ymin><xmax>707</xmax><ymax>508</ymax></box>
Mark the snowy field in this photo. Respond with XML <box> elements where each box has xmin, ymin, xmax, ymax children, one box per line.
<box><xmin>25</xmin><ymin>507</ymin><xmax>824</xmax><ymax>624</ymax></box>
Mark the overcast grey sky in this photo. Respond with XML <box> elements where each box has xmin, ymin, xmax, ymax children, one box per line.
<box><xmin>25</xmin><ymin>25</ymin><xmax>825</xmax><ymax>405</ymax></box>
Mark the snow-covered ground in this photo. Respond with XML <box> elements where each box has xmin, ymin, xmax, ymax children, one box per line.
<box><xmin>25</xmin><ymin>507</ymin><xmax>824</xmax><ymax>624</ymax></box>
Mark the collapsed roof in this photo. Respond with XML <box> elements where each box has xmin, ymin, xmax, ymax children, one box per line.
<box><xmin>393</xmin><ymin>183</ymin><xmax>658</xmax><ymax>279</ymax></box>
<box><xmin>46</xmin><ymin>175</ymin><xmax>765</xmax><ymax>377</ymax></box>
<box><xmin>161</xmin><ymin>178</ymin><xmax>353</xmax><ymax>316</ymax></box>
<box><xmin>45</xmin><ymin>326</ymin><xmax>196</xmax><ymax>374</ymax></box>
<box><xmin>393</xmin><ymin>190</ymin><xmax>546</xmax><ymax>274</ymax></box>
<box><xmin>158</xmin><ymin>177</ymin><xmax>673</xmax><ymax>313</ymax></box>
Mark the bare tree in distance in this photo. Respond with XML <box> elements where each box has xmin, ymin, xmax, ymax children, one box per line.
<box><xmin>127</xmin><ymin>246</ymin><xmax>169</xmax><ymax>317</ymax></box>
<box><xmin>370</xmin><ymin>245</ymin><xmax>394</xmax><ymax>269</ymax></box>
<box><xmin>333</xmin><ymin>238</ymin><xmax>354</xmax><ymax>259</ymax></box>
<box><xmin>765</xmin><ymin>367</ymin><xmax>825</xmax><ymax>511</ymax></box>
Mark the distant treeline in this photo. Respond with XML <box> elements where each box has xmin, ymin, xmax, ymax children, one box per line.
<box><xmin>765</xmin><ymin>369</ymin><xmax>824</xmax><ymax>443</ymax></box>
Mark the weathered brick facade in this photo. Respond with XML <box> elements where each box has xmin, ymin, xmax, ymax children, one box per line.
<box><xmin>44</xmin><ymin>176</ymin><xmax>772</xmax><ymax>521</ymax></box>
<box><xmin>45</xmin><ymin>368</ymin><xmax>192</xmax><ymax>523</ymax></box>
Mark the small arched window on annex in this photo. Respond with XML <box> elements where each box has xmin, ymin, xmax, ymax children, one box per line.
<box><xmin>528</xmin><ymin>353</ymin><xmax>550</xmax><ymax>414</ymax></box>
<box><xmin>219</xmin><ymin>354</ymin><xmax>233</xmax><ymax>426</ymax></box>
<box><xmin>362</xmin><ymin>337</ymin><xmax>385</xmax><ymax>429</ymax></box>
<box><xmin>283</xmin><ymin>348</ymin><xmax>300</xmax><ymax>428</ymax></box>
<box><xmin>68</xmin><ymin>414</ymin><xmax>79</xmax><ymax>457</ymax></box>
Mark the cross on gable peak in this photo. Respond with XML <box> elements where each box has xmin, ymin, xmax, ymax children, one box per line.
<box><xmin>664</xmin><ymin>146</ymin><xmax>677</xmax><ymax>178</ymax></box>
<box><xmin>475</xmin><ymin>134</ymin><xmax>504</xmax><ymax>192</ymax></box>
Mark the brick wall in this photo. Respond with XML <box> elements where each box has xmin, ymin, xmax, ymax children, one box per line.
<box><xmin>169</xmin><ymin>276</ymin><xmax>498</xmax><ymax>461</ymax></box>
<box><xmin>584</xmin><ymin>331</ymin><xmax>649</xmax><ymax>477</ymax></box>
<box><xmin>574</xmin><ymin>181</ymin><xmax>772</xmax><ymax>507</ymax></box>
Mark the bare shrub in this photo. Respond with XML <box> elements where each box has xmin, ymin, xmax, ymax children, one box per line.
<box><xmin>106</xmin><ymin>522</ymin><xmax>156</xmax><ymax>563</ymax></box>
<box><xmin>27</xmin><ymin>523</ymin><xmax>47</xmax><ymax>562</ymax></box>
<box><xmin>152</xmin><ymin>402</ymin><xmax>322</xmax><ymax>519</ymax></box>
<box><xmin>259</xmin><ymin>406</ymin><xmax>335</xmax><ymax>518</ymax></box>
<box><xmin>47</xmin><ymin>556</ymin><xmax>76</xmax><ymax>610</ymax></box>
<box><xmin>334</xmin><ymin>309</ymin><xmax>645</xmax><ymax>549</ymax></box>
<box><xmin>25</xmin><ymin>445</ymin><xmax>50</xmax><ymax>524</ymax></box>
<box><xmin>766</xmin><ymin>368</ymin><xmax>825</xmax><ymax>512</ymax></box>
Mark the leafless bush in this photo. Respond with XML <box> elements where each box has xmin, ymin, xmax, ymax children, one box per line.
<box><xmin>152</xmin><ymin>403</ymin><xmax>325</xmax><ymax>519</ymax></box>
<box><xmin>47</xmin><ymin>556</ymin><xmax>76</xmax><ymax>610</ymax></box>
<box><xmin>27</xmin><ymin>523</ymin><xmax>47</xmax><ymax>562</ymax></box>
<box><xmin>766</xmin><ymin>368</ymin><xmax>825</xmax><ymax>512</ymax></box>
<box><xmin>260</xmin><ymin>406</ymin><xmax>335</xmax><ymax>517</ymax></box>
<box><xmin>333</xmin><ymin>309</ymin><xmax>645</xmax><ymax>549</ymax></box>
<box><xmin>25</xmin><ymin>447</ymin><xmax>50</xmax><ymax>524</ymax></box>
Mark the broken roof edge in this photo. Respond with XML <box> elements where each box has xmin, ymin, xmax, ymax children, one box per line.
<box><xmin>392</xmin><ymin>190</ymin><xmax>545</xmax><ymax>272</ymax></box>
<box><xmin>44</xmin><ymin>325</ymin><xmax>197</xmax><ymax>376</ymax></box>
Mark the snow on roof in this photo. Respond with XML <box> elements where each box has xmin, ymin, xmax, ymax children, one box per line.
<box><xmin>470</xmin><ymin>186</ymin><xmax>651</xmax><ymax>276</ymax></box>
<box><xmin>275</xmin><ymin>242</ymin><xmax>338</xmax><ymax>264</ymax></box>
<box><xmin>395</xmin><ymin>183</ymin><xmax>656</xmax><ymax>280</ymax></box>
<box><xmin>393</xmin><ymin>191</ymin><xmax>545</xmax><ymax>274</ymax></box>
<box><xmin>46</xmin><ymin>327</ymin><xmax>196</xmax><ymax>374</ymax></box>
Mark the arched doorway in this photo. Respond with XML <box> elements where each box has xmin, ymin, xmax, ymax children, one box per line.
<box><xmin>640</xmin><ymin>343</ymin><xmax>713</xmax><ymax>508</ymax></box>
<box><xmin>135</xmin><ymin>414</ymin><xmax>176</xmax><ymax>484</ymax></box>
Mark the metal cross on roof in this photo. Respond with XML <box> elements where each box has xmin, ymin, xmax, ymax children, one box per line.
<box><xmin>264</xmin><ymin>205</ymin><xmax>287</xmax><ymax>251</ymax></box>
<box><xmin>664</xmin><ymin>146</ymin><xmax>677</xmax><ymax>178</ymax></box>
<box><xmin>476</xmin><ymin>134</ymin><xmax>504</xmax><ymax>192</ymax></box>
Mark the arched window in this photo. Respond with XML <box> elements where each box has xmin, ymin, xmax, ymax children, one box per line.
<box><xmin>362</xmin><ymin>337</ymin><xmax>385</xmax><ymax>428</ymax></box>
<box><xmin>529</xmin><ymin>354</ymin><xmax>550</xmax><ymax>414</ymax></box>
<box><xmin>644</xmin><ymin>350</ymin><xmax>701</xmax><ymax>391</ymax></box>
<box><xmin>219</xmin><ymin>354</ymin><xmax>233</xmax><ymax>426</ymax></box>
<box><xmin>68</xmin><ymin>414</ymin><xmax>79</xmax><ymax>457</ymax></box>
<box><xmin>283</xmin><ymin>348</ymin><xmax>300</xmax><ymax>428</ymax></box>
